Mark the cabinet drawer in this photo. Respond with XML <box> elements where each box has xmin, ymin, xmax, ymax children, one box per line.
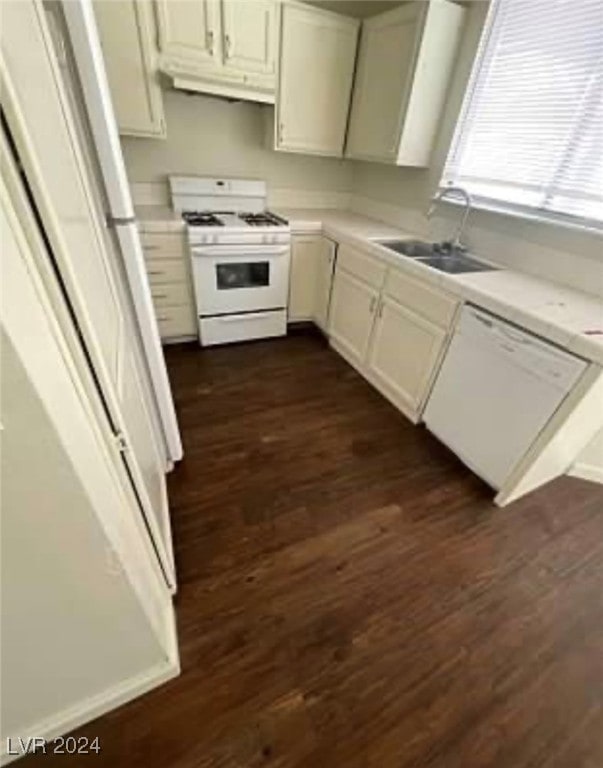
<box><xmin>155</xmin><ymin>305</ymin><xmax>197</xmax><ymax>339</ymax></box>
<box><xmin>150</xmin><ymin>282</ymin><xmax>192</xmax><ymax>308</ymax></box>
<box><xmin>337</xmin><ymin>243</ymin><xmax>387</xmax><ymax>289</ymax></box>
<box><xmin>146</xmin><ymin>258</ymin><xmax>188</xmax><ymax>285</ymax></box>
<box><xmin>384</xmin><ymin>268</ymin><xmax>458</xmax><ymax>329</ymax></box>
<box><xmin>141</xmin><ymin>232</ymin><xmax>186</xmax><ymax>260</ymax></box>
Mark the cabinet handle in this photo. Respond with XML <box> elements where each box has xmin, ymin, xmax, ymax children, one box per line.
<box><xmin>153</xmin><ymin>293</ymin><xmax>168</xmax><ymax>299</ymax></box>
<box><xmin>157</xmin><ymin>315</ymin><xmax>171</xmax><ymax>322</ymax></box>
<box><xmin>369</xmin><ymin>296</ymin><xmax>377</xmax><ymax>314</ymax></box>
<box><xmin>144</xmin><ymin>244</ymin><xmax>160</xmax><ymax>251</ymax></box>
<box><xmin>207</xmin><ymin>29</ymin><xmax>214</xmax><ymax>56</ymax></box>
<box><xmin>224</xmin><ymin>33</ymin><xmax>232</xmax><ymax>58</ymax></box>
<box><xmin>148</xmin><ymin>270</ymin><xmax>164</xmax><ymax>276</ymax></box>
<box><xmin>378</xmin><ymin>300</ymin><xmax>384</xmax><ymax>318</ymax></box>
<box><xmin>278</xmin><ymin>122</ymin><xmax>284</xmax><ymax>142</ymax></box>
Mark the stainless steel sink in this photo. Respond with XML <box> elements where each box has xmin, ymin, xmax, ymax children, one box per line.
<box><xmin>373</xmin><ymin>238</ymin><xmax>498</xmax><ymax>274</ymax></box>
<box><xmin>412</xmin><ymin>253</ymin><xmax>497</xmax><ymax>274</ymax></box>
<box><xmin>376</xmin><ymin>239</ymin><xmax>437</xmax><ymax>258</ymax></box>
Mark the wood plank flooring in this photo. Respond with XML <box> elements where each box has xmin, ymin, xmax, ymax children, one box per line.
<box><xmin>22</xmin><ymin>332</ymin><xmax>603</xmax><ymax>767</ymax></box>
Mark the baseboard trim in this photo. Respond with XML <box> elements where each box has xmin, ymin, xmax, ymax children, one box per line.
<box><xmin>1</xmin><ymin>659</ymin><xmax>180</xmax><ymax>766</ymax></box>
<box><xmin>287</xmin><ymin>320</ymin><xmax>325</xmax><ymax>338</ymax></box>
<box><xmin>567</xmin><ymin>463</ymin><xmax>603</xmax><ymax>484</ymax></box>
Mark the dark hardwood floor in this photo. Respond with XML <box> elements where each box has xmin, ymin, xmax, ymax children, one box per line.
<box><xmin>24</xmin><ymin>332</ymin><xmax>603</xmax><ymax>767</ymax></box>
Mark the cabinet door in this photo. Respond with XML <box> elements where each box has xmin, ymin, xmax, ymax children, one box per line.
<box><xmin>221</xmin><ymin>0</ymin><xmax>277</xmax><ymax>76</ymax></box>
<box><xmin>288</xmin><ymin>236</ymin><xmax>320</xmax><ymax>322</ymax></box>
<box><xmin>276</xmin><ymin>3</ymin><xmax>359</xmax><ymax>157</ymax></box>
<box><xmin>314</xmin><ymin>237</ymin><xmax>336</xmax><ymax>331</ymax></box>
<box><xmin>155</xmin><ymin>0</ymin><xmax>221</xmax><ymax>67</ymax></box>
<box><xmin>346</xmin><ymin>3</ymin><xmax>421</xmax><ymax>163</ymax></box>
<box><xmin>94</xmin><ymin>1</ymin><xmax>165</xmax><ymax>138</ymax></box>
<box><xmin>329</xmin><ymin>267</ymin><xmax>378</xmax><ymax>368</ymax></box>
<box><xmin>367</xmin><ymin>295</ymin><xmax>447</xmax><ymax>417</ymax></box>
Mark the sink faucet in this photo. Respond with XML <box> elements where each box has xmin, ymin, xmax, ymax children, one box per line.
<box><xmin>427</xmin><ymin>185</ymin><xmax>473</xmax><ymax>250</ymax></box>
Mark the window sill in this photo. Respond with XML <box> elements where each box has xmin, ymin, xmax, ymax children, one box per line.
<box><xmin>438</xmin><ymin>195</ymin><xmax>603</xmax><ymax>239</ymax></box>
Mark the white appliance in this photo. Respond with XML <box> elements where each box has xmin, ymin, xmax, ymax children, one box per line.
<box><xmin>170</xmin><ymin>176</ymin><xmax>291</xmax><ymax>346</ymax></box>
<box><xmin>424</xmin><ymin>305</ymin><xmax>587</xmax><ymax>489</ymax></box>
<box><xmin>62</xmin><ymin>1</ymin><xmax>183</xmax><ymax>462</ymax></box>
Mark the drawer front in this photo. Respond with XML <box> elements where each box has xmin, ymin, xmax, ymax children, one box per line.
<box><xmin>146</xmin><ymin>258</ymin><xmax>188</xmax><ymax>285</ymax></box>
<box><xmin>337</xmin><ymin>243</ymin><xmax>387</xmax><ymax>289</ymax></box>
<box><xmin>141</xmin><ymin>232</ymin><xmax>187</xmax><ymax>260</ymax></box>
<box><xmin>156</xmin><ymin>304</ymin><xmax>197</xmax><ymax>339</ymax></box>
<box><xmin>384</xmin><ymin>268</ymin><xmax>458</xmax><ymax>329</ymax></box>
<box><xmin>150</xmin><ymin>282</ymin><xmax>192</xmax><ymax>308</ymax></box>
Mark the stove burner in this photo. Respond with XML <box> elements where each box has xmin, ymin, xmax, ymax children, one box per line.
<box><xmin>238</xmin><ymin>211</ymin><xmax>288</xmax><ymax>227</ymax></box>
<box><xmin>182</xmin><ymin>211</ymin><xmax>224</xmax><ymax>227</ymax></box>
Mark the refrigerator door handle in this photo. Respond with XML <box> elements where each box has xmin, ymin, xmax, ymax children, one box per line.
<box><xmin>106</xmin><ymin>214</ymin><xmax>136</xmax><ymax>227</ymax></box>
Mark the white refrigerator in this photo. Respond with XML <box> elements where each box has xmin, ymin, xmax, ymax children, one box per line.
<box><xmin>62</xmin><ymin>0</ymin><xmax>183</xmax><ymax>464</ymax></box>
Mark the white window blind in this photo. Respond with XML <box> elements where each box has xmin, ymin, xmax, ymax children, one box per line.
<box><xmin>443</xmin><ymin>0</ymin><xmax>603</xmax><ymax>228</ymax></box>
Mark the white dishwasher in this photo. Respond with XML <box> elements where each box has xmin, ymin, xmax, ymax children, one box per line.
<box><xmin>423</xmin><ymin>305</ymin><xmax>587</xmax><ymax>489</ymax></box>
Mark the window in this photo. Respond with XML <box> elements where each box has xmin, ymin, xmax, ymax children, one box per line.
<box><xmin>442</xmin><ymin>0</ymin><xmax>603</xmax><ymax>229</ymax></box>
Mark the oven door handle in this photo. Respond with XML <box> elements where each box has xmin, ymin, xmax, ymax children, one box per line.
<box><xmin>216</xmin><ymin>312</ymin><xmax>281</xmax><ymax>323</ymax></box>
<box><xmin>191</xmin><ymin>245</ymin><xmax>290</xmax><ymax>258</ymax></box>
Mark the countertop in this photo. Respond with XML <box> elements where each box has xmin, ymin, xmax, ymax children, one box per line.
<box><xmin>136</xmin><ymin>204</ymin><xmax>603</xmax><ymax>365</ymax></box>
<box><xmin>136</xmin><ymin>205</ymin><xmax>185</xmax><ymax>232</ymax></box>
<box><xmin>278</xmin><ymin>207</ymin><xmax>603</xmax><ymax>366</ymax></box>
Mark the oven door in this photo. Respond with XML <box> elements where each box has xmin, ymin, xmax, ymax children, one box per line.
<box><xmin>191</xmin><ymin>244</ymin><xmax>290</xmax><ymax>316</ymax></box>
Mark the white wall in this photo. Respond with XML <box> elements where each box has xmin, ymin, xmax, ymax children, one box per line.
<box><xmin>122</xmin><ymin>2</ymin><xmax>602</xmax><ymax>296</ymax></box>
<box><xmin>122</xmin><ymin>89</ymin><xmax>354</xmax><ymax>208</ymax></box>
<box><xmin>349</xmin><ymin>2</ymin><xmax>603</xmax><ymax>298</ymax></box>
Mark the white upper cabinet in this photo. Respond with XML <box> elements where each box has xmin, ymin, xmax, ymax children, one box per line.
<box><xmin>221</xmin><ymin>0</ymin><xmax>277</xmax><ymax>77</ymax></box>
<box><xmin>346</xmin><ymin>0</ymin><xmax>465</xmax><ymax>166</ymax></box>
<box><xmin>94</xmin><ymin>0</ymin><xmax>165</xmax><ymax>138</ymax></box>
<box><xmin>155</xmin><ymin>0</ymin><xmax>220</xmax><ymax>67</ymax></box>
<box><xmin>275</xmin><ymin>2</ymin><xmax>359</xmax><ymax>157</ymax></box>
<box><xmin>346</xmin><ymin>4</ymin><xmax>420</xmax><ymax>163</ymax></box>
<box><xmin>155</xmin><ymin>0</ymin><xmax>277</xmax><ymax>103</ymax></box>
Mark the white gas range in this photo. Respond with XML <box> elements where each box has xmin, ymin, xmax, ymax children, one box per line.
<box><xmin>170</xmin><ymin>176</ymin><xmax>291</xmax><ymax>347</ymax></box>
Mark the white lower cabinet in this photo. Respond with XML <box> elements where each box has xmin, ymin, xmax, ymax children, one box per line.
<box><xmin>328</xmin><ymin>246</ymin><xmax>458</xmax><ymax>422</ymax></box>
<box><xmin>288</xmin><ymin>235</ymin><xmax>336</xmax><ymax>327</ymax></box>
<box><xmin>366</xmin><ymin>296</ymin><xmax>447</xmax><ymax>418</ymax></box>
<box><xmin>329</xmin><ymin>267</ymin><xmax>379</xmax><ymax>368</ymax></box>
<box><xmin>314</xmin><ymin>237</ymin><xmax>336</xmax><ymax>331</ymax></box>
<box><xmin>141</xmin><ymin>231</ymin><xmax>197</xmax><ymax>342</ymax></box>
<box><xmin>288</xmin><ymin>236</ymin><xmax>320</xmax><ymax>321</ymax></box>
